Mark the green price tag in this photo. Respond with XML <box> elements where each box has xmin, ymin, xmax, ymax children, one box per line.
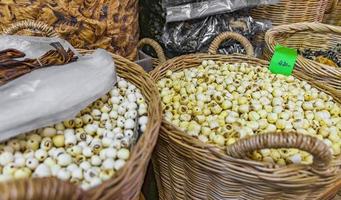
<box><xmin>269</xmin><ymin>45</ymin><xmax>298</xmax><ymax>76</ymax></box>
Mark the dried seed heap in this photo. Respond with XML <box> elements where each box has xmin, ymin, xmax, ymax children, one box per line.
<box><xmin>0</xmin><ymin>77</ymin><xmax>148</xmax><ymax>190</ymax></box>
<box><xmin>158</xmin><ymin>60</ymin><xmax>341</xmax><ymax>166</ymax></box>
<box><xmin>299</xmin><ymin>44</ymin><xmax>341</xmax><ymax>68</ymax></box>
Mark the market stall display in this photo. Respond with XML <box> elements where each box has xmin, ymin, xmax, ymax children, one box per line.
<box><xmin>0</xmin><ymin>24</ymin><xmax>162</xmax><ymax>200</ymax></box>
<box><xmin>139</xmin><ymin>0</ymin><xmax>273</xmax><ymax>58</ymax></box>
<box><xmin>0</xmin><ymin>0</ymin><xmax>139</xmax><ymax>60</ymax></box>
<box><xmin>250</xmin><ymin>0</ymin><xmax>328</xmax><ymax>26</ymax></box>
<box><xmin>265</xmin><ymin>22</ymin><xmax>341</xmax><ymax>91</ymax></box>
<box><xmin>150</xmin><ymin>32</ymin><xmax>341</xmax><ymax>200</ymax></box>
<box><xmin>161</xmin><ymin>12</ymin><xmax>271</xmax><ymax>57</ymax></box>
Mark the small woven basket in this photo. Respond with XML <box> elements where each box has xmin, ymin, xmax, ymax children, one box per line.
<box><xmin>150</xmin><ymin>32</ymin><xmax>341</xmax><ymax>200</ymax></box>
<box><xmin>264</xmin><ymin>22</ymin><xmax>341</xmax><ymax>91</ymax></box>
<box><xmin>323</xmin><ymin>0</ymin><xmax>341</xmax><ymax>26</ymax></box>
<box><xmin>250</xmin><ymin>0</ymin><xmax>328</xmax><ymax>26</ymax></box>
<box><xmin>0</xmin><ymin>22</ymin><xmax>162</xmax><ymax>200</ymax></box>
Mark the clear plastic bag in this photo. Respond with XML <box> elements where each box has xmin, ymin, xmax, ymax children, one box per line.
<box><xmin>164</xmin><ymin>0</ymin><xmax>280</xmax><ymax>22</ymax></box>
<box><xmin>0</xmin><ymin>43</ymin><xmax>116</xmax><ymax>142</ymax></box>
<box><xmin>0</xmin><ymin>35</ymin><xmax>80</xmax><ymax>59</ymax></box>
<box><xmin>161</xmin><ymin>12</ymin><xmax>271</xmax><ymax>57</ymax></box>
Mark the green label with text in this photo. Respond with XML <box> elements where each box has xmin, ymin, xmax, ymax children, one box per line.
<box><xmin>269</xmin><ymin>45</ymin><xmax>298</xmax><ymax>76</ymax></box>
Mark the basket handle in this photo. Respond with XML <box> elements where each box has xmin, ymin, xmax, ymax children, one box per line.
<box><xmin>138</xmin><ymin>38</ymin><xmax>166</xmax><ymax>64</ymax></box>
<box><xmin>225</xmin><ymin>132</ymin><xmax>332</xmax><ymax>169</ymax></box>
<box><xmin>208</xmin><ymin>32</ymin><xmax>254</xmax><ymax>56</ymax></box>
<box><xmin>2</xmin><ymin>20</ymin><xmax>59</xmax><ymax>38</ymax></box>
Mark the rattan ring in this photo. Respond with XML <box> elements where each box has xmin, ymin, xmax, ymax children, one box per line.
<box><xmin>226</xmin><ymin>132</ymin><xmax>332</xmax><ymax>169</ymax></box>
<box><xmin>2</xmin><ymin>20</ymin><xmax>59</xmax><ymax>38</ymax></box>
<box><xmin>208</xmin><ymin>32</ymin><xmax>254</xmax><ymax>56</ymax></box>
<box><xmin>138</xmin><ymin>38</ymin><xmax>166</xmax><ymax>64</ymax></box>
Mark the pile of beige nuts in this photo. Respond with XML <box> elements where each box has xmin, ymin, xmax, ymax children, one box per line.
<box><xmin>0</xmin><ymin>77</ymin><xmax>148</xmax><ymax>190</ymax></box>
<box><xmin>158</xmin><ymin>60</ymin><xmax>341</xmax><ymax>166</ymax></box>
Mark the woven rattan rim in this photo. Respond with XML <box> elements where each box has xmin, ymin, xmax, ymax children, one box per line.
<box><xmin>138</xmin><ymin>38</ymin><xmax>166</xmax><ymax>64</ymax></box>
<box><xmin>2</xmin><ymin>20</ymin><xmax>60</xmax><ymax>38</ymax></box>
<box><xmin>226</xmin><ymin>132</ymin><xmax>332</xmax><ymax>169</ymax></box>
<box><xmin>265</xmin><ymin>22</ymin><xmax>341</xmax><ymax>75</ymax></box>
<box><xmin>208</xmin><ymin>32</ymin><xmax>255</xmax><ymax>56</ymax></box>
<box><xmin>265</xmin><ymin>22</ymin><xmax>341</xmax><ymax>92</ymax></box>
<box><xmin>150</xmin><ymin>53</ymin><xmax>341</xmax><ymax>190</ymax></box>
<box><xmin>250</xmin><ymin>0</ymin><xmax>329</xmax><ymax>26</ymax></box>
<box><xmin>0</xmin><ymin>22</ymin><xmax>162</xmax><ymax>200</ymax></box>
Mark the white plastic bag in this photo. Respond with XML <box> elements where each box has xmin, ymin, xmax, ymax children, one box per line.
<box><xmin>164</xmin><ymin>0</ymin><xmax>280</xmax><ymax>22</ymax></box>
<box><xmin>0</xmin><ymin>35</ymin><xmax>80</xmax><ymax>59</ymax></box>
<box><xmin>0</xmin><ymin>48</ymin><xmax>116</xmax><ymax>142</ymax></box>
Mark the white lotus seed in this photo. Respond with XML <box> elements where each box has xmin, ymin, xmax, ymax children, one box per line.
<box><xmin>114</xmin><ymin>159</ymin><xmax>126</xmax><ymax>171</ymax></box>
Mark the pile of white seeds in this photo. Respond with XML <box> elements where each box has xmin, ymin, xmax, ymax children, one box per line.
<box><xmin>0</xmin><ymin>77</ymin><xmax>148</xmax><ymax>190</ymax></box>
<box><xmin>158</xmin><ymin>60</ymin><xmax>341</xmax><ymax>166</ymax></box>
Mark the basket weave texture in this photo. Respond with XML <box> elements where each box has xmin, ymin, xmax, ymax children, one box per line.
<box><xmin>323</xmin><ymin>0</ymin><xmax>341</xmax><ymax>26</ymax></box>
<box><xmin>150</xmin><ymin>33</ymin><xmax>341</xmax><ymax>200</ymax></box>
<box><xmin>138</xmin><ymin>38</ymin><xmax>167</xmax><ymax>69</ymax></box>
<box><xmin>0</xmin><ymin>0</ymin><xmax>139</xmax><ymax>60</ymax></box>
<box><xmin>0</xmin><ymin>24</ymin><xmax>162</xmax><ymax>200</ymax></box>
<box><xmin>250</xmin><ymin>0</ymin><xmax>328</xmax><ymax>26</ymax></box>
<box><xmin>264</xmin><ymin>22</ymin><xmax>341</xmax><ymax>91</ymax></box>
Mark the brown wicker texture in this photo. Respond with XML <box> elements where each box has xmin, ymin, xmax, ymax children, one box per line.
<box><xmin>138</xmin><ymin>38</ymin><xmax>167</xmax><ymax>69</ymax></box>
<box><xmin>323</xmin><ymin>0</ymin><xmax>341</xmax><ymax>26</ymax></box>
<box><xmin>0</xmin><ymin>0</ymin><xmax>139</xmax><ymax>60</ymax></box>
<box><xmin>150</xmin><ymin>32</ymin><xmax>341</xmax><ymax>200</ymax></box>
<box><xmin>0</xmin><ymin>178</ymin><xmax>85</xmax><ymax>200</ymax></box>
<box><xmin>2</xmin><ymin>20</ymin><xmax>60</xmax><ymax>38</ymax></box>
<box><xmin>250</xmin><ymin>0</ymin><xmax>328</xmax><ymax>26</ymax></box>
<box><xmin>264</xmin><ymin>22</ymin><xmax>341</xmax><ymax>91</ymax></box>
<box><xmin>325</xmin><ymin>0</ymin><xmax>339</xmax><ymax>12</ymax></box>
<box><xmin>0</xmin><ymin>51</ymin><xmax>162</xmax><ymax>200</ymax></box>
<box><xmin>0</xmin><ymin>25</ymin><xmax>162</xmax><ymax>200</ymax></box>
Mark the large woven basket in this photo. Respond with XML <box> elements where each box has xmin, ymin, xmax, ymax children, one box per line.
<box><xmin>250</xmin><ymin>0</ymin><xmax>328</xmax><ymax>26</ymax></box>
<box><xmin>323</xmin><ymin>0</ymin><xmax>341</xmax><ymax>26</ymax></box>
<box><xmin>150</xmin><ymin>32</ymin><xmax>341</xmax><ymax>200</ymax></box>
<box><xmin>264</xmin><ymin>22</ymin><xmax>341</xmax><ymax>91</ymax></box>
<box><xmin>0</xmin><ymin>24</ymin><xmax>162</xmax><ymax>200</ymax></box>
<box><xmin>0</xmin><ymin>0</ymin><xmax>139</xmax><ymax>60</ymax></box>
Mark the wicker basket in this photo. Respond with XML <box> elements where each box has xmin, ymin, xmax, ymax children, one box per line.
<box><xmin>250</xmin><ymin>0</ymin><xmax>328</xmax><ymax>26</ymax></box>
<box><xmin>0</xmin><ymin>0</ymin><xmax>139</xmax><ymax>60</ymax></box>
<box><xmin>150</xmin><ymin>32</ymin><xmax>341</xmax><ymax>200</ymax></box>
<box><xmin>264</xmin><ymin>22</ymin><xmax>341</xmax><ymax>91</ymax></box>
<box><xmin>0</xmin><ymin>24</ymin><xmax>162</xmax><ymax>200</ymax></box>
<box><xmin>323</xmin><ymin>0</ymin><xmax>341</xmax><ymax>26</ymax></box>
